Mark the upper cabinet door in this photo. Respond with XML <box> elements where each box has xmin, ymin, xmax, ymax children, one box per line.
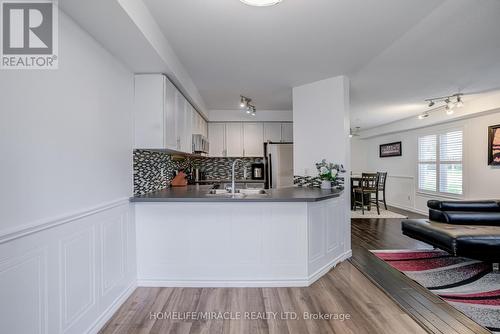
<box><xmin>164</xmin><ymin>78</ymin><xmax>177</xmax><ymax>150</ymax></box>
<box><xmin>134</xmin><ymin>74</ymin><xmax>165</xmax><ymax>149</ymax></box>
<box><xmin>208</xmin><ymin>123</ymin><xmax>226</xmax><ymax>157</ymax></box>
<box><xmin>243</xmin><ymin>123</ymin><xmax>264</xmax><ymax>157</ymax></box>
<box><xmin>183</xmin><ymin>104</ymin><xmax>193</xmax><ymax>153</ymax></box>
<box><xmin>174</xmin><ymin>91</ymin><xmax>186</xmax><ymax>151</ymax></box>
<box><xmin>281</xmin><ymin>123</ymin><xmax>294</xmax><ymax>142</ymax></box>
<box><xmin>263</xmin><ymin>123</ymin><xmax>282</xmax><ymax>143</ymax></box>
<box><xmin>225</xmin><ymin>123</ymin><xmax>244</xmax><ymax>157</ymax></box>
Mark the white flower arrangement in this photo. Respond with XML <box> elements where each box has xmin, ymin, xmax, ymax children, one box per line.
<box><xmin>315</xmin><ymin>159</ymin><xmax>344</xmax><ymax>181</ymax></box>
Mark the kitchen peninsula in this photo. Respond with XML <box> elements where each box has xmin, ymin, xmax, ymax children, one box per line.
<box><xmin>132</xmin><ymin>185</ymin><xmax>351</xmax><ymax>287</ymax></box>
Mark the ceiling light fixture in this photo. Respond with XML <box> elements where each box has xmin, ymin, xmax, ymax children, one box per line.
<box><xmin>424</xmin><ymin>93</ymin><xmax>465</xmax><ymax>116</ymax></box>
<box><xmin>445</xmin><ymin>98</ymin><xmax>455</xmax><ymax>110</ymax></box>
<box><xmin>239</xmin><ymin>95</ymin><xmax>257</xmax><ymax>116</ymax></box>
<box><xmin>349</xmin><ymin>127</ymin><xmax>361</xmax><ymax>138</ymax></box>
<box><xmin>240</xmin><ymin>95</ymin><xmax>250</xmax><ymax>108</ymax></box>
<box><xmin>240</xmin><ymin>0</ymin><xmax>282</xmax><ymax>7</ymax></box>
<box><xmin>418</xmin><ymin>113</ymin><xmax>430</xmax><ymax>120</ymax></box>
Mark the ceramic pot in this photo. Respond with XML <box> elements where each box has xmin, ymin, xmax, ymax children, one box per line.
<box><xmin>320</xmin><ymin>180</ymin><xmax>332</xmax><ymax>189</ymax></box>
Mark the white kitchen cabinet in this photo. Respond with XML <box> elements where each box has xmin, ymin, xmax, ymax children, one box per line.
<box><xmin>134</xmin><ymin>74</ymin><xmax>197</xmax><ymax>154</ymax></box>
<box><xmin>133</xmin><ymin>75</ymin><xmax>166</xmax><ymax>149</ymax></box>
<box><xmin>192</xmin><ymin>110</ymin><xmax>208</xmax><ymax>138</ymax></box>
<box><xmin>281</xmin><ymin>123</ymin><xmax>294</xmax><ymax>142</ymax></box>
<box><xmin>174</xmin><ymin>91</ymin><xmax>186</xmax><ymax>151</ymax></box>
<box><xmin>226</xmin><ymin>123</ymin><xmax>244</xmax><ymax>157</ymax></box>
<box><xmin>243</xmin><ymin>123</ymin><xmax>264</xmax><ymax>157</ymax></box>
<box><xmin>263</xmin><ymin>123</ymin><xmax>282</xmax><ymax>142</ymax></box>
<box><xmin>164</xmin><ymin>79</ymin><xmax>178</xmax><ymax>149</ymax></box>
<box><xmin>208</xmin><ymin>123</ymin><xmax>226</xmax><ymax>157</ymax></box>
<box><xmin>183</xmin><ymin>103</ymin><xmax>193</xmax><ymax>153</ymax></box>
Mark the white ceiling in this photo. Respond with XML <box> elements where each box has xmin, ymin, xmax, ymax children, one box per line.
<box><xmin>143</xmin><ymin>0</ymin><xmax>500</xmax><ymax>128</ymax></box>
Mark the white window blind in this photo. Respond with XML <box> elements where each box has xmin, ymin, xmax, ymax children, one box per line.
<box><xmin>418</xmin><ymin>130</ymin><xmax>463</xmax><ymax>196</ymax></box>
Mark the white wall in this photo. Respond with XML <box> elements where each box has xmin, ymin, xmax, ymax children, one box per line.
<box><xmin>293</xmin><ymin>76</ymin><xmax>350</xmax><ymax>176</ymax></box>
<box><xmin>209</xmin><ymin>109</ymin><xmax>293</xmax><ymax>122</ymax></box>
<box><xmin>352</xmin><ymin>110</ymin><xmax>500</xmax><ymax>213</ymax></box>
<box><xmin>0</xmin><ymin>11</ymin><xmax>136</xmax><ymax>334</ymax></box>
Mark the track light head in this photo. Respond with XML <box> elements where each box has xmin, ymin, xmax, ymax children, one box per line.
<box><xmin>418</xmin><ymin>113</ymin><xmax>430</xmax><ymax>120</ymax></box>
<box><xmin>456</xmin><ymin>95</ymin><xmax>464</xmax><ymax>108</ymax></box>
<box><xmin>428</xmin><ymin>100</ymin><xmax>435</xmax><ymax>107</ymax></box>
<box><xmin>445</xmin><ymin>98</ymin><xmax>455</xmax><ymax>110</ymax></box>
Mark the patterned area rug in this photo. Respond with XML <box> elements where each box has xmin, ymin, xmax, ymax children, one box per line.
<box><xmin>371</xmin><ymin>249</ymin><xmax>500</xmax><ymax>333</ymax></box>
<box><xmin>351</xmin><ymin>208</ymin><xmax>408</xmax><ymax>219</ymax></box>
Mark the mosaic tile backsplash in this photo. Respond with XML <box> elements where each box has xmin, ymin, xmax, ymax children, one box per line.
<box><xmin>133</xmin><ymin>150</ymin><xmax>263</xmax><ymax>195</ymax></box>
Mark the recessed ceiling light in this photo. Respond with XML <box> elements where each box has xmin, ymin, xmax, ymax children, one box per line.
<box><xmin>240</xmin><ymin>0</ymin><xmax>282</xmax><ymax>7</ymax></box>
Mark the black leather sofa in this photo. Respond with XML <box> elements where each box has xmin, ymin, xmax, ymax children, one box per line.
<box><xmin>402</xmin><ymin>200</ymin><xmax>500</xmax><ymax>264</ymax></box>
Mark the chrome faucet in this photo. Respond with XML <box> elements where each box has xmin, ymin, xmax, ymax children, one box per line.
<box><xmin>231</xmin><ymin>159</ymin><xmax>243</xmax><ymax>195</ymax></box>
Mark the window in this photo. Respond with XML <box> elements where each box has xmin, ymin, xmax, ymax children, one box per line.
<box><xmin>418</xmin><ymin>130</ymin><xmax>463</xmax><ymax>196</ymax></box>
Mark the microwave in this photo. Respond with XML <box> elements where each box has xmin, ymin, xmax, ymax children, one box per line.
<box><xmin>192</xmin><ymin>134</ymin><xmax>209</xmax><ymax>154</ymax></box>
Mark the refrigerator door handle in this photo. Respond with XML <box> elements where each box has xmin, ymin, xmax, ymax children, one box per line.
<box><xmin>268</xmin><ymin>153</ymin><xmax>273</xmax><ymax>189</ymax></box>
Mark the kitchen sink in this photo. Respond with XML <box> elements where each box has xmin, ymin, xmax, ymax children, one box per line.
<box><xmin>237</xmin><ymin>189</ymin><xmax>267</xmax><ymax>195</ymax></box>
<box><xmin>206</xmin><ymin>188</ymin><xmax>268</xmax><ymax>196</ymax></box>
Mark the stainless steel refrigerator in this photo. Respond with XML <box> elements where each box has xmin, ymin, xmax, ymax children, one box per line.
<box><xmin>264</xmin><ymin>142</ymin><xmax>294</xmax><ymax>189</ymax></box>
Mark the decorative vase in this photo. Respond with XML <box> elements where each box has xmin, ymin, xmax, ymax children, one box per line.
<box><xmin>320</xmin><ymin>180</ymin><xmax>332</xmax><ymax>189</ymax></box>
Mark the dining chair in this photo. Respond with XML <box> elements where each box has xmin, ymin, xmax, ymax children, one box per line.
<box><xmin>353</xmin><ymin>173</ymin><xmax>380</xmax><ymax>214</ymax></box>
<box><xmin>377</xmin><ymin>172</ymin><xmax>388</xmax><ymax>210</ymax></box>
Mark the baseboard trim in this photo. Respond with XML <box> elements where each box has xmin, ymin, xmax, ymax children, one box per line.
<box><xmin>138</xmin><ymin>279</ymin><xmax>310</xmax><ymax>288</ymax></box>
<box><xmin>85</xmin><ymin>281</ymin><xmax>137</xmax><ymax>334</ymax></box>
<box><xmin>386</xmin><ymin>202</ymin><xmax>427</xmax><ymax>216</ymax></box>
<box><xmin>0</xmin><ymin>197</ymin><xmax>130</xmax><ymax>244</ymax></box>
<box><xmin>307</xmin><ymin>250</ymin><xmax>352</xmax><ymax>285</ymax></box>
<box><xmin>138</xmin><ymin>250</ymin><xmax>353</xmax><ymax>288</ymax></box>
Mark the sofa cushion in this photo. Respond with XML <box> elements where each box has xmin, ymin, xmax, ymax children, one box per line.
<box><xmin>402</xmin><ymin>219</ymin><xmax>500</xmax><ymax>262</ymax></box>
<box><xmin>427</xmin><ymin>200</ymin><xmax>500</xmax><ymax>212</ymax></box>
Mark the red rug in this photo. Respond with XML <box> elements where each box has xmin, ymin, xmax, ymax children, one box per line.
<box><xmin>371</xmin><ymin>249</ymin><xmax>500</xmax><ymax>333</ymax></box>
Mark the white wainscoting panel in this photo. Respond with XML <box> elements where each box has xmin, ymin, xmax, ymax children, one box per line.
<box><xmin>0</xmin><ymin>248</ymin><xmax>48</xmax><ymax>334</ymax></box>
<box><xmin>385</xmin><ymin>175</ymin><xmax>415</xmax><ymax>211</ymax></box>
<box><xmin>60</xmin><ymin>227</ymin><xmax>96</xmax><ymax>332</ymax></box>
<box><xmin>0</xmin><ymin>200</ymin><xmax>135</xmax><ymax>334</ymax></box>
<box><xmin>136</xmin><ymin>202</ymin><xmax>310</xmax><ymax>286</ymax></box>
<box><xmin>307</xmin><ymin>197</ymin><xmax>347</xmax><ymax>281</ymax></box>
<box><xmin>136</xmin><ymin>197</ymin><xmax>351</xmax><ymax>287</ymax></box>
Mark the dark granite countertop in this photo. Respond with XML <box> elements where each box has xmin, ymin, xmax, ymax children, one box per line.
<box><xmin>131</xmin><ymin>185</ymin><xmax>343</xmax><ymax>203</ymax></box>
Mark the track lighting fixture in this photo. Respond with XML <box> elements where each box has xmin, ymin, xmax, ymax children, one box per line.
<box><xmin>240</xmin><ymin>96</ymin><xmax>251</xmax><ymax>109</ymax></box>
<box><xmin>424</xmin><ymin>93</ymin><xmax>465</xmax><ymax>116</ymax></box>
<box><xmin>239</xmin><ymin>95</ymin><xmax>257</xmax><ymax>116</ymax></box>
<box><xmin>445</xmin><ymin>98</ymin><xmax>455</xmax><ymax>110</ymax></box>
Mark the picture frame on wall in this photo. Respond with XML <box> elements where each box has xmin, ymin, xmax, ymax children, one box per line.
<box><xmin>488</xmin><ymin>124</ymin><xmax>500</xmax><ymax>165</ymax></box>
<box><xmin>379</xmin><ymin>141</ymin><xmax>402</xmax><ymax>158</ymax></box>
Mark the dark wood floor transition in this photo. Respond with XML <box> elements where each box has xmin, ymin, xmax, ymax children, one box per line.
<box><xmin>350</xmin><ymin>206</ymin><xmax>490</xmax><ymax>334</ymax></box>
<box><xmin>99</xmin><ymin>206</ymin><xmax>489</xmax><ymax>334</ymax></box>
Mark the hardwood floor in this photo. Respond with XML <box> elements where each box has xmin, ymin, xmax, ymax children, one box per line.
<box><xmin>100</xmin><ymin>263</ymin><xmax>425</xmax><ymax>333</ymax></box>
<box><xmin>350</xmin><ymin>206</ymin><xmax>490</xmax><ymax>334</ymax></box>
